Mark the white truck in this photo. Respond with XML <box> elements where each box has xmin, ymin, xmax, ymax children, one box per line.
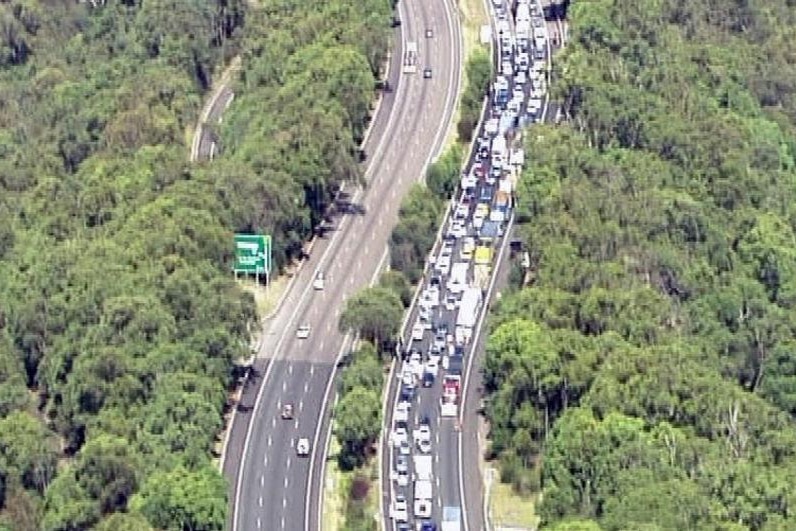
<box><xmin>455</xmin><ymin>287</ymin><xmax>483</xmax><ymax>345</ymax></box>
<box><xmin>413</xmin><ymin>455</ymin><xmax>434</xmax><ymax>518</ymax></box>
<box><xmin>446</xmin><ymin>261</ymin><xmax>470</xmax><ymax>294</ymax></box>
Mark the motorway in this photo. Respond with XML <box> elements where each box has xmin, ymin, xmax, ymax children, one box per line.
<box><xmin>380</xmin><ymin>0</ymin><xmax>569</xmax><ymax>530</ymax></box>
<box><xmin>459</xmin><ymin>1</ymin><xmax>569</xmax><ymax>530</ymax></box>
<box><xmin>222</xmin><ymin>0</ymin><xmax>463</xmax><ymax>530</ymax></box>
<box><xmin>192</xmin><ymin>80</ymin><xmax>235</xmax><ymax>161</ymax></box>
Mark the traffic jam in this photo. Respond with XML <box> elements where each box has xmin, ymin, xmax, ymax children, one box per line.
<box><xmin>387</xmin><ymin>0</ymin><xmax>549</xmax><ymax>529</ymax></box>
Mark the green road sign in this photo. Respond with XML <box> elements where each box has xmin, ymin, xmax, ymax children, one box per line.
<box><xmin>234</xmin><ymin>234</ymin><xmax>271</xmax><ymax>274</ymax></box>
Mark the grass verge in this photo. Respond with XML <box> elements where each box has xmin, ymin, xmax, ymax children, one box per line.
<box><xmin>323</xmin><ymin>433</ymin><xmax>380</xmax><ymax>531</ymax></box>
<box><xmin>444</xmin><ymin>0</ymin><xmax>490</xmax><ymax>150</ymax></box>
<box><xmin>489</xmin><ymin>481</ymin><xmax>541</xmax><ymax>530</ymax></box>
<box><xmin>239</xmin><ymin>273</ymin><xmax>290</xmax><ymax>320</ymax></box>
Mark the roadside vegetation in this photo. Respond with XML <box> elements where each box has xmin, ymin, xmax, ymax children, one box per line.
<box><xmin>484</xmin><ymin>0</ymin><xmax>796</xmax><ymax>529</ymax></box>
<box><xmin>0</xmin><ymin>0</ymin><xmax>391</xmax><ymax>529</ymax></box>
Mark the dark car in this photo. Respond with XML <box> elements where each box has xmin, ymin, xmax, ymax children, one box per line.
<box><xmin>423</xmin><ymin>68</ymin><xmax>432</xmax><ymax>79</ymax></box>
<box><xmin>400</xmin><ymin>384</ymin><xmax>416</xmax><ymax>402</ymax></box>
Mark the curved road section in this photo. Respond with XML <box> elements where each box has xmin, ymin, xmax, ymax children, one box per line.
<box><xmin>222</xmin><ymin>1</ymin><xmax>463</xmax><ymax>530</ymax></box>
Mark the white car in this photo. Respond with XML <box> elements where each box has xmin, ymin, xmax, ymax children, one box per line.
<box><xmin>417</xmin><ymin>438</ymin><xmax>432</xmax><ymax>454</ymax></box>
<box><xmin>449</xmin><ymin>219</ymin><xmax>467</xmax><ymax>238</ymax></box>
<box><xmin>296</xmin><ymin>324</ymin><xmax>311</xmax><ymax>339</ymax></box>
<box><xmin>392</xmin><ymin>495</ymin><xmax>409</xmax><ymax>522</ymax></box>
<box><xmin>401</xmin><ymin>368</ymin><xmax>415</xmax><ymax>386</ymax></box>
<box><xmin>398</xmin><ymin>438</ymin><xmax>411</xmax><ymax>455</ymax></box>
<box><xmin>414</xmin><ymin>424</ymin><xmax>432</xmax><ymax>443</ymax></box>
<box><xmin>395</xmin><ymin>469</ymin><xmax>409</xmax><ymax>487</ymax></box>
<box><xmin>392</xmin><ymin>426</ymin><xmax>408</xmax><ymax>447</ymax></box>
<box><xmin>411</xmin><ymin>320</ymin><xmax>425</xmax><ymax>341</ymax></box>
<box><xmin>436</xmin><ymin>254</ymin><xmax>451</xmax><ymax>276</ymax></box>
<box><xmin>313</xmin><ymin>271</ymin><xmax>325</xmax><ymax>290</ymax></box>
<box><xmin>394</xmin><ymin>401</ymin><xmax>411</xmax><ymax>423</ymax></box>
<box><xmin>296</xmin><ymin>437</ymin><xmax>310</xmax><ymax>457</ymax></box>
<box><xmin>445</xmin><ymin>292</ymin><xmax>458</xmax><ymax>311</ymax></box>
<box><xmin>512</xmin><ymin>86</ymin><xmax>525</xmax><ymax>101</ymax></box>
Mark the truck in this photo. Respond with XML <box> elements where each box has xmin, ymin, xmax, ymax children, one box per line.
<box><xmin>442</xmin><ymin>506</ymin><xmax>462</xmax><ymax>531</ymax></box>
<box><xmin>455</xmin><ymin>287</ymin><xmax>482</xmax><ymax>345</ymax></box>
<box><xmin>440</xmin><ymin>356</ymin><xmax>462</xmax><ymax>417</ymax></box>
<box><xmin>446</xmin><ymin>262</ymin><xmax>470</xmax><ymax>294</ymax></box>
<box><xmin>413</xmin><ymin>455</ymin><xmax>434</xmax><ymax>519</ymax></box>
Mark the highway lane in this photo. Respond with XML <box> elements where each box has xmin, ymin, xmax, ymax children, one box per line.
<box><xmin>194</xmin><ymin>84</ymin><xmax>235</xmax><ymax>161</ymax></box>
<box><xmin>458</xmin><ymin>1</ymin><xmax>568</xmax><ymax>529</ymax></box>
<box><xmin>225</xmin><ymin>0</ymin><xmax>463</xmax><ymax>529</ymax></box>
<box><xmin>381</xmin><ymin>0</ymin><xmax>564</xmax><ymax>529</ymax></box>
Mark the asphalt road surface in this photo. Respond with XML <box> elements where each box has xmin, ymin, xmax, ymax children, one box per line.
<box><xmin>380</xmin><ymin>0</ymin><xmax>567</xmax><ymax>529</ymax></box>
<box><xmin>194</xmin><ymin>85</ymin><xmax>234</xmax><ymax>161</ymax></box>
<box><xmin>223</xmin><ymin>0</ymin><xmax>463</xmax><ymax>530</ymax></box>
<box><xmin>458</xmin><ymin>0</ymin><xmax>568</xmax><ymax>529</ymax></box>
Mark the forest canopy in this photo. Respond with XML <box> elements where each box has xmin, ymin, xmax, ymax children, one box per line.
<box><xmin>0</xmin><ymin>0</ymin><xmax>391</xmax><ymax>529</ymax></box>
<box><xmin>484</xmin><ymin>0</ymin><xmax>796</xmax><ymax>529</ymax></box>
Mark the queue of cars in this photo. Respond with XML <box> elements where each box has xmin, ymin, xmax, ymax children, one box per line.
<box><xmin>387</xmin><ymin>0</ymin><xmax>548</xmax><ymax>529</ymax></box>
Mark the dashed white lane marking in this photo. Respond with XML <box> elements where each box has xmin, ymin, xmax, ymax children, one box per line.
<box><xmin>271</xmin><ymin>417</ymin><xmax>276</xmax><ymax>428</ymax></box>
<box><xmin>259</xmin><ymin>496</ymin><xmax>263</xmax><ymax>507</ymax></box>
<box><xmin>268</xmin><ymin>436</ymin><xmax>272</xmax><ymax>447</ymax></box>
<box><xmin>260</xmin><ymin>475</ymin><xmax>265</xmax><ymax>486</ymax></box>
<box><xmin>283</xmin><ymin>497</ymin><xmax>287</xmax><ymax>509</ymax></box>
<box><xmin>304</xmin><ymin>382</ymin><xmax>309</xmax><ymax>393</ymax></box>
<box><xmin>257</xmin><ymin>517</ymin><xmax>261</xmax><ymax>528</ymax></box>
<box><xmin>299</xmin><ymin>400</ymin><xmax>304</xmax><ymax>411</ymax></box>
<box><xmin>264</xmin><ymin>455</ymin><xmax>268</xmax><ymax>466</ymax></box>
<box><xmin>288</xmin><ymin>364</ymin><xmax>293</xmax><ymax>375</ymax></box>
<box><xmin>294</xmin><ymin>418</ymin><xmax>299</xmax><ymax>430</ymax></box>
<box><xmin>282</xmin><ymin>380</ymin><xmax>287</xmax><ymax>392</ymax></box>
<box><xmin>286</xmin><ymin>457</ymin><xmax>291</xmax><ymax>470</ymax></box>
<box><xmin>319</xmin><ymin>340</ymin><xmax>325</xmax><ymax>351</ymax></box>
<box><xmin>310</xmin><ymin>365</ymin><xmax>314</xmax><ymax>376</ymax></box>
<box><xmin>284</xmin><ymin>475</ymin><xmax>290</xmax><ymax>487</ymax></box>
<box><xmin>281</xmin><ymin>516</ymin><xmax>285</xmax><ymax>529</ymax></box>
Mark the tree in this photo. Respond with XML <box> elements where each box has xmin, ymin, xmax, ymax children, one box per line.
<box><xmin>339</xmin><ymin>286</ymin><xmax>403</xmax><ymax>351</ymax></box>
<box><xmin>130</xmin><ymin>465</ymin><xmax>227</xmax><ymax>531</ymax></box>
<box><xmin>334</xmin><ymin>387</ymin><xmax>381</xmax><ymax>470</ymax></box>
<box><xmin>341</xmin><ymin>342</ymin><xmax>383</xmax><ymax>395</ymax></box>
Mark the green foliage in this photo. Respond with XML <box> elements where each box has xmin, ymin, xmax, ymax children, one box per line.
<box><xmin>129</xmin><ymin>465</ymin><xmax>227</xmax><ymax>531</ymax></box>
<box><xmin>340</xmin><ymin>343</ymin><xmax>384</xmax><ymax>396</ymax></box>
<box><xmin>379</xmin><ymin>270</ymin><xmax>413</xmax><ymax>307</ymax></box>
<box><xmin>483</xmin><ymin>0</ymin><xmax>796</xmax><ymax>529</ymax></box>
<box><xmin>0</xmin><ymin>0</ymin><xmax>391</xmax><ymax>528</ymax></box>
<box><xmin>457</xmin><ymin>47</ymin><xmax>492</xmax><ymax>143</ymax></box>
<box><xmin>389</xmin><ymin>184</ymin><xmax>444</xmax><ymax>283</ymax></box>
<box><xmin>426</xmin><ymin>144</ymin><xmax>463</xmax><ymax>200</ymax></box>
<box><xmin>333</xmin><ymin>387</ymin><xmax>382</xmax><ymax>470</ymax></box>
<box><xmin>339</xmin><ymin>286</ymin><xmax>404</xmax><ymax>351</ymax></box>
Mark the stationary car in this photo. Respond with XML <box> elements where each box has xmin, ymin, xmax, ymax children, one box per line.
<box><xmin>398</xmin><ymin>439</ymin><xmax>411</xmax><ymax>455</ymax></box>
<box><xmin>296</xmin><ymin>324</ymin><xmax>311</xmax><ymax>339</ymax></box>
<box><xmin>313</xmin><ymin>271</ymin><xmax>325</xmax><ymax>290</ymax></box>
<box><xmin>395</xmin><ymin>469</ymin><xmax>409</xmax><ymax>487</ymax></box>
<box><xmin>296</xmin><ymin>437</ymin><xmax>310</xmax><ymax>457</ymax></box>
<box><xmin>281</xmin><ymin>403</ymin><xmax>294</xmax><ymax>419</ymax></box>
<box><xmin>411</xmin><ymin>320</ymin><xmax>425</xmax><ymax>341</ymax></box>
<box><xmin>423</xmin><ymin>67</ymin><xmax>432</xmax><ymax>79</ymax></box>
<box><xmin>392</xmin><ymin>495</ymin><xmax>409</xmax><ymax>522</ymax></box>
<box><xmin>392</xmin><ymin>426</ymin><xmax>408</xmax><ymax>447</ymax></box>
<box><xmin>394</xmin><ymin>401</ymin><xmax>411</xmax><ymax>423</ymax></box>
<box><xmin>425</xmin><ymin>28</ymin><xmax>434</xmax><ymax>38</ymax></box>
<box><xmin>396</xmin><ymin>454</ymin><xmax>409</xmax><ymax>473</ymax></box>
